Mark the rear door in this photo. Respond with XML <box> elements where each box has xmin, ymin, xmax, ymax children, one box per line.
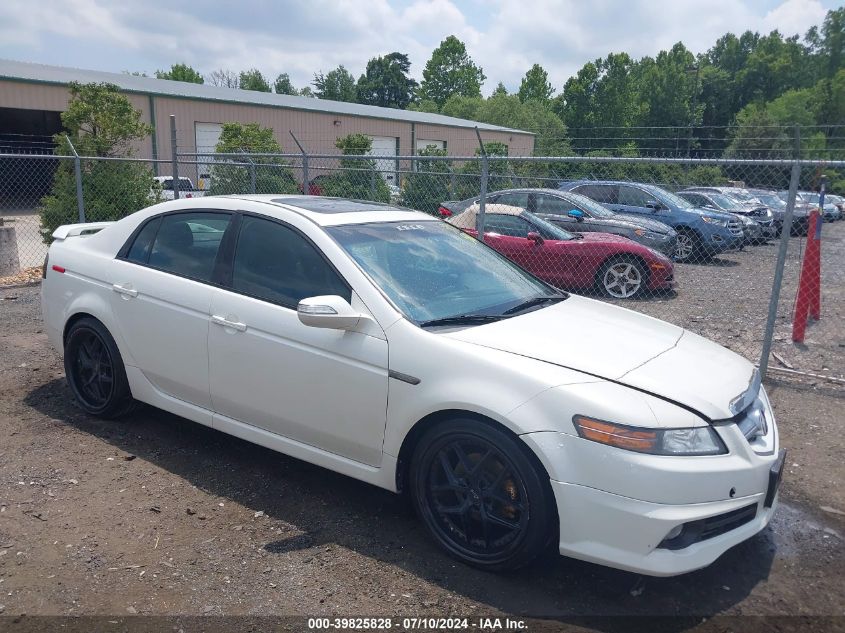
<box><xmin>110</xmin><ymin>211</ymin><xmax>233</xmax><ymax>411</ymax></box>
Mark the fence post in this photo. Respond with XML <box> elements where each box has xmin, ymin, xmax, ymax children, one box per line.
<box><xmin>65</xmin><ymin>135</ymin><xmax>86</xmax><ymax>223</ymax></box>
<box><xmin>289</xmin><ymin>131</ymin><xmax>309</xmax><ymax>194</ymax></box>
<box><xmin>759</xmin><ymin>125</ymin><xmax>802</xmax><ymax>378</ymax></box>
<box><xmin>474</xmin><ymin>127</ymin><xmax>489</xmax><ymax>241</ymax></box>
<box><xmin>169</xmin><ymin>115</ymin><xmax>180</xmax><ymax>200</ymax></box>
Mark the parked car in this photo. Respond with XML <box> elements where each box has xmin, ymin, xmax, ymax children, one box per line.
<box><xmin>826</xmin><ymin>194</ymin><xmax>845</xmax><ymax>220</ymax></box>
<box><xmin>440</xmin><ymin>189</ymin><xmax>678</xmax><ymax>257</ymax></box>
<box><xmin>774</xmin><ymin>191</ymin><xmax>817</xmax><ymax>234</ymax></box>
<box><xmin>152</xmin><ymin>176</ymin><xmax>205</xmax><ymax>201</ymax></box>
<box><xmin>41</xmin><ymin>195</ymin><xmax>783</xmax><ymax>576</ymax></box>
<box><xmin>298</xmin><ymin>174</ymin><xmax>333</xmax><ymax>196</ymax></box>
<box><xmin>676</xmin><ymin>190</ymin><xmax>773</xmax><ymax>244</ymax></box>
<box><xmin>799</xmin><ymin>191</ymin><xmax>841</xmax><ymax>222</ymax></box>
<box><xmin>446</xmin><ymin>203</ymin><xmax>674</xmax><ymax>299</ymax></box>
<box><xmin>558</xmin><ymin>181</ymin><xmax>744</xmax><ymax>262</ymax></box>
<box><xmin>746</xmin><ymin>190</ymin><xmax>804</xmax><ymax>235</ymax></box>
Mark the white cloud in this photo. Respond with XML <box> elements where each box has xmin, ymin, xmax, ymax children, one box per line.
<box><xmin>0</xmin><ymin>0</ymin><xmax>836</xmax><ymax>95</ymax></box>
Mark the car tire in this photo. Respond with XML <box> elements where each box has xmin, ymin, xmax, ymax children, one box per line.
<box><xmin>598</xmin><ymin>256</ymin><xmax>647</xmax><ymax>299</ymax></box>
<box><xmin>64</xmin><ymin>317</ymin><xmax>135</xmax><ymax>419</ymax></box>
<box><xmin>673</xmin><ymin>228</ymin><xmax>702</xmax><ymax>263</ymax></box>
<box><xmin>410</xmin><ymin>418</ymin><xmax>556</xmax><ymax>572</ymax></box>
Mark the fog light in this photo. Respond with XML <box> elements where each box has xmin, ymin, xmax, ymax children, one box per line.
<box><xmin>665</xmin><ymin>525</ymin><xmax>683</xmax><ymax>540</ymax></box>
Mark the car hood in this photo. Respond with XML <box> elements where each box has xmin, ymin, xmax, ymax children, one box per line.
<box><xmin>442</xmin><ymin>295</ymin><xmax>754</xmax><ymax>421</ymax></box>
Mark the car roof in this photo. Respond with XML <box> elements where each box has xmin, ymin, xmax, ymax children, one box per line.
<box><xmin>224</xmin><ymin>194</ymin><xmax>434</xmax><ymax>227</ymax></box>
<box><xmin>447</xmin><ymin>203</ymin><xmax>524</xmax><ymax>230</ymax></box>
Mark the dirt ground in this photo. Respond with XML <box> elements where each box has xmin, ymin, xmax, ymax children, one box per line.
<box><xmin>0</xmin><ymin>259</ymin><xmax>843</xmax><ymax>630</ymax></box>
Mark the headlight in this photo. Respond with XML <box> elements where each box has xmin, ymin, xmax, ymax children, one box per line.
<box><xmin>633</xmin><ymin>229</ymin><xmax>663</xmax><ymax>239</ymax></box>
<box><xmin>573</xmin><ymin>416</ymin><xmax>728</xmax><ymax>456</ymax></box>
<box><xmin>701</xmin><ymin>216</ymin><xmax>728</xmax><ymax>227</ymax></box>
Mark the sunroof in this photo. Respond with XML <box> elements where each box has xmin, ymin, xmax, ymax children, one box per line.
<box><xmin>270</xmin><ymin>197</ymin><xmax>414</xmax><ymax>214</ymax></box>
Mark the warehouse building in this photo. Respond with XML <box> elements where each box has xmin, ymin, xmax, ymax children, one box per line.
<box><xmin>0</xmin><ymin>59</ymin><xmax>534</xmax><ymax>200</ymax></box>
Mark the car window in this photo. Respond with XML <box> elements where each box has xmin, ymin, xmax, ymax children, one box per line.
<box><xmin>574</xmin><ymin>184</ymin><xmax>618</xmax><ymax>204</ymax></box>
<box><xmin>533</xmin><ymin>194</ymin><xmax>577</xmax><ymax>215</ymax></box>
<box><xmin>125</xmin><ymin>216</ymin><xmax>161</xmax><ymax>264</ymax></box>
<box><xmin>679</xmin><ymin>192</ymin><xmax>708</xmax><ymax>207</ymax></box>
<box><xmin>146</xmin><ymin>212</ymin><xmax>232</xmax><ymax>282</ymax></box>
<box><xmin>617</xmin><ymin>185</ymin><xmax>653</xmax><ymax>207</ymax></box>
<box><xmin>232</xmin><ymin>216</ymin><xmax>350</xmax><ymax>308</ymax></box>
<box><xmin>495</xmin><ymin>192</ymin><xmax>530</xmax><ymax>208</ymax></box>
<box><xmin>485</xmin><ymin>214</ymin><xmax>531</xmax><ymax>238</ymax></box>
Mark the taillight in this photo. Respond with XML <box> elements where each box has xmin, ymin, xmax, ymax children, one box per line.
<box><xmin>42</xmin><ymin>253</ymin><xmax>49</xmax><ymax>278</ymax></box>
<box><xmin>438</xmin><ymin>206</ymin><xmax>452</xmax><ymax>217</ymax></box>
<box><xmin>186</xmin><ymin>193</ymin><xmax>193</xmax><ymax>198</ymax></box>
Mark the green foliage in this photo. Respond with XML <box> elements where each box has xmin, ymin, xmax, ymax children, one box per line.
<box><xmin>40</xmin><ymin>82</ymin><xmax>156</xmax><ymax>240</ymax></box>
<box><xmin>401</xmin><ymin>145</ymin><xmax>451</xmax><ymax>215</ymax></box>
<box><xmin>208</xmin><ymin>122</ymin><xmax>298</xmax><ymax>195</ymax></box>
<box><xmin>418</xmin><ymin>35</ymin><xmax>485</xmax><ymax>107</ymax></box>
<box><xmin>518</xmin><ymin>64</ymin><xmax>554</xmax><ymax>103</ymax></box>
<box><xmin>356</xmin><ymin>52</ymin><xmax>418</xmax><ymax>109</ymax></box>
<box><xmin>408</xmin><ymin>99</ymin><xmax>439</xmax><ymax>113</ymax></box>
<box><xmin>239</xmin><ymin>68</ymin><xmax>271</xmax><ymax>92</ymax></box>
<box><xmin>492</xmin><ymin>82</ymin><xmax>508</xmax><ymax>97</ymax></box>
<box><xmin>319</xmin><ymin>134</ymin><xmax>390</xmax><ymax>202</ymax></box>
<box><xmin>313</xmin><ymin>66</ymin><xmax>357</xmax><ymax>102</ymax></box>
<box><xmin>274</xmin><ymin>73</ymin><xmax>298</xmax><ymax>95</ymax></box>
<box><xmin>155</xmin><ymin>63</ymin><xmax>204</xmax><ymax>84</ymax></box>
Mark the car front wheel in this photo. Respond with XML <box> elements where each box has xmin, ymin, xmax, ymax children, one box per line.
<box><xmin>673</xmin><ymin>229</ymin><xmax>700</xmax><ymax>262</ymax></box>
<box><xmin>410</xmin><ymin>419</ymin><xmax>556</xmax><ymax>571</ymax></box>
<box><xmin>599</xmin><ymin>257</ymin><xmax>646</xmax><ymax>299</ymax></box>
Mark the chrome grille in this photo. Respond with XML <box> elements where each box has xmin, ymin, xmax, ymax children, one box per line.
<box><xmin>728</xmin><ymin>220</ymin><xmax>743</xmax><ymax>236</ymax></box>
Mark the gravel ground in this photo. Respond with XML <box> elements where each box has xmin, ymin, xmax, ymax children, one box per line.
<box><xmin>0</xmin><ymin>227</ymin><xmax>843</xmax><ymax>630</ymax></box>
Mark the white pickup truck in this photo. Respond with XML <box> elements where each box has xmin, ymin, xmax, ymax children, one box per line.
<box><xmin>152</xmin><ymin>176</ymin><xmax>207</xmax><ymax>201</ymax></box>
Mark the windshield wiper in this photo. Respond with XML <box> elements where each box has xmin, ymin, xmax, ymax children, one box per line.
<box><xmin>419</xmin><ymin>314</ymin><xmax>508</xmax><ymax>328</ymax></box>
<box><xmin>502</xmin><ymin>294</ymin><xmax>567</xmax><ymax>315</ymax></box>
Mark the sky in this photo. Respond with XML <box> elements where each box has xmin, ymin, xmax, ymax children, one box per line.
<box><xmin>0</xmin><ymin>0</ymin><xmax>839</xmax><ymax>96</ymax></box>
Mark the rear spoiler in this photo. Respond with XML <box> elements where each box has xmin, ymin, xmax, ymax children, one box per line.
<box><xmin>52</xmin><ymin>222</ymin><xmax>113</xmax><ymax>241</ymax></box>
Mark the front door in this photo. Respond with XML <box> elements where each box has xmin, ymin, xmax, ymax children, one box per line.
<box><xmin>207</xmin><ymin>215</ymin><xmax>389</xmax><ymax>466</ymax></box>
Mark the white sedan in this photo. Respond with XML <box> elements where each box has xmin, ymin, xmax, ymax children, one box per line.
<box><xmin>41</xmin><ymin>195</ymin><xmax>785</xmax><ymax>576</ymax></box>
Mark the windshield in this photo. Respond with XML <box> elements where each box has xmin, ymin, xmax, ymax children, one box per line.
<box><xmin>654</xmin><ymin>187</ymin><xmax>695</xmax><ymax>209</ymax></box>
<box><xmin>524</xmin><ymin>211</ymin><xmax>577</xmax><ymax>240</ymax></box>
<box><xmin>558</xmin><ymin>191</ymin><xmax>615</xmax><ymax>218</ymax></box>
<box><xmin>707</xmin><ymin>193</ymin><xmax>744</xmax><ymax>210</ymax></box>
<box><xmin>753</xmin><ymin>193</ymin><xmax>786</xmax><ymax>208</ymax></box>
<box><xmin>328</xmin><ymin>221</ymin><xmax>558</xmax><ymax>324</ymax></box>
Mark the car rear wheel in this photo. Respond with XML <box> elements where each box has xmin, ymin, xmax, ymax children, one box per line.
<box><xmin>599</xmin><ymin>257</ymin><xmax>647</xmax><ymax>299</ymax></box>
<box><xmin>64</xmin><ymin>317</ymin><xmax>135</xmax><ymax>418</ymax></box>
<box><xmin>410</xmin><ymin>419</ymin><xmax>556</xmax><ymax>571</ymax></box>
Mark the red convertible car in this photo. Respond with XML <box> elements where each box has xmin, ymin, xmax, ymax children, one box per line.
<box><xmin>447</xmin><ymin>204</ymin><xmax>674</xmax><ymax>299</ymax></box>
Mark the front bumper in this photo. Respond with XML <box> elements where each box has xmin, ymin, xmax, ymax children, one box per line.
<box><xmin>641</xmin><ymin>234</ymin><xmax>677</xmax><ymax>257</ymax></box>
<box><xmin>548</xmin><ymin>481</ymin><xmax>778</xmax><ymax>576</ymax></box>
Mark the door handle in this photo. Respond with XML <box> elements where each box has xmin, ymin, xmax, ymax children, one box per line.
<box><xmin>112</xmin><ymin>283</ymin><xmax>138</xmax><ymax>298</ymax></box>
<box><xmin>211</xmin><ymin>314</ymin><xmax>247</xmax><ymax>332</ymax></box>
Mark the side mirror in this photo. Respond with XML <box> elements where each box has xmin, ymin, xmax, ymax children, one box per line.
<box><xmin>297</xmin><ymin>295</ymin><xmax>362</xmax><ymax>330</ymax></box>
<box><xmin>567</xmin><ymin>209</ymin><xmax>585</xmax><ymax>221</ymax></box>
<box><xmin>527</xmin><ymin>231</ymin><xmax>544</xmax><ymax>244</ymax></box>
<box><xmin>645</xmin><ymin>201</ymin><xmax>663</xmax><ymax>211</ymax></box>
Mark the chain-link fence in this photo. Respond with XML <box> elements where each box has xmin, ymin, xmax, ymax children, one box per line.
<box><xmin>1</xmin><ymin>143</ymin><xmax>842</xmax><ymax>386</ymax></box>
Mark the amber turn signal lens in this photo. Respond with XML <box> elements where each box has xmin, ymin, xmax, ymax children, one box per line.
<box><xmin>573</xmin><ymin>416</ymin><xmax>658</xmax><ymax>452</ymax></box>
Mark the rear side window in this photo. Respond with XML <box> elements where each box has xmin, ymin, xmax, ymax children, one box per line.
<box><xmin>495</xmin><ymin>192</ymin><xmax>530</xmax><ymax>208</ymax></box>
<box><xmin>573</xmin><ymin>184</ymin><xmax>618</xmax><ymax>204</ymax></box>
<box><xmin>485</xmin><ymin>214</ymin><xmax>531</xmax><ymax>238</ymax></box>
<box><xmin>232</xmin><ymin>216</ymin><xmax>350</xmax><ymax>308</ymax></box>
<box><xmin>533</xmin><ymin>194</ymin><xmax>575</xmax><ymax>214</ymax></box>
<box><xmin>617</xmin><ymin>185</ymin><xmax>652</xmax><ymax>207</ymax></box>
<box><xmin>126</xmin><ymin>216</ymin><xmax>161</xmax><ymax>264</ymax></box>
<box><xmin>147</xmin><ymin>212</ymin><xmax>232</xmax><ymax>282</ymax></box>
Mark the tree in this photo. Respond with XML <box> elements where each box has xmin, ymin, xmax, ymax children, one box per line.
<box><xmin>492</xmin><ymin>82</ymin><xmax>508</xmax><ymax>97</ymax></box>
<box><xmin>418</xmin><ymin>35</ymin><xmax>485</xmax><ymax>107</ymax></box>
<box><xmin>518</xmin><ymin>64</ymin><xmax>554</xmax><ymax>103</ymax></box>
<box><xmin>207</xmin><ymin>69</ymin><xmax>239</xmax><ymax>88</ymax></box>
<box><xmin>401</xmin><ymin>145</ymin><xmax>451</xmax><ymax>214</ymax></box>
<box><xmin>155</xmin><ymin>63</ymin><xmax>204</xmax><ymax>84</ymax></box>
<box><xmin>356</xmin><ymin>52</ymin><xmax>418</xmax><ymax>109</ymax></box>
<box><xmin>40</xmin><ymin>82</ymin><xmax>156</xmax><ymax>239</ymax></box>
<box><xmin>320</xmin><ymin>134</ymin><xmax>390</xmax><ymax>202</ymax></box>
<box><xmin>239</xmin><ymin>68</ymin><xmax>271</xmax><ymax>92</ymax></box>
<box><xmin>313</xmin><ymin>66</ymin><xmax>357</xmax><ymax>102</ymax></box>
<box><xmin>274</xmin><ymin>73</ymin><xmax>298</xmax><ymax>95</ymax></box>
<box><xmin>208</xmin><ymin>122</ymin><xmax>298</xmax><ymax>195</ymax></box>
